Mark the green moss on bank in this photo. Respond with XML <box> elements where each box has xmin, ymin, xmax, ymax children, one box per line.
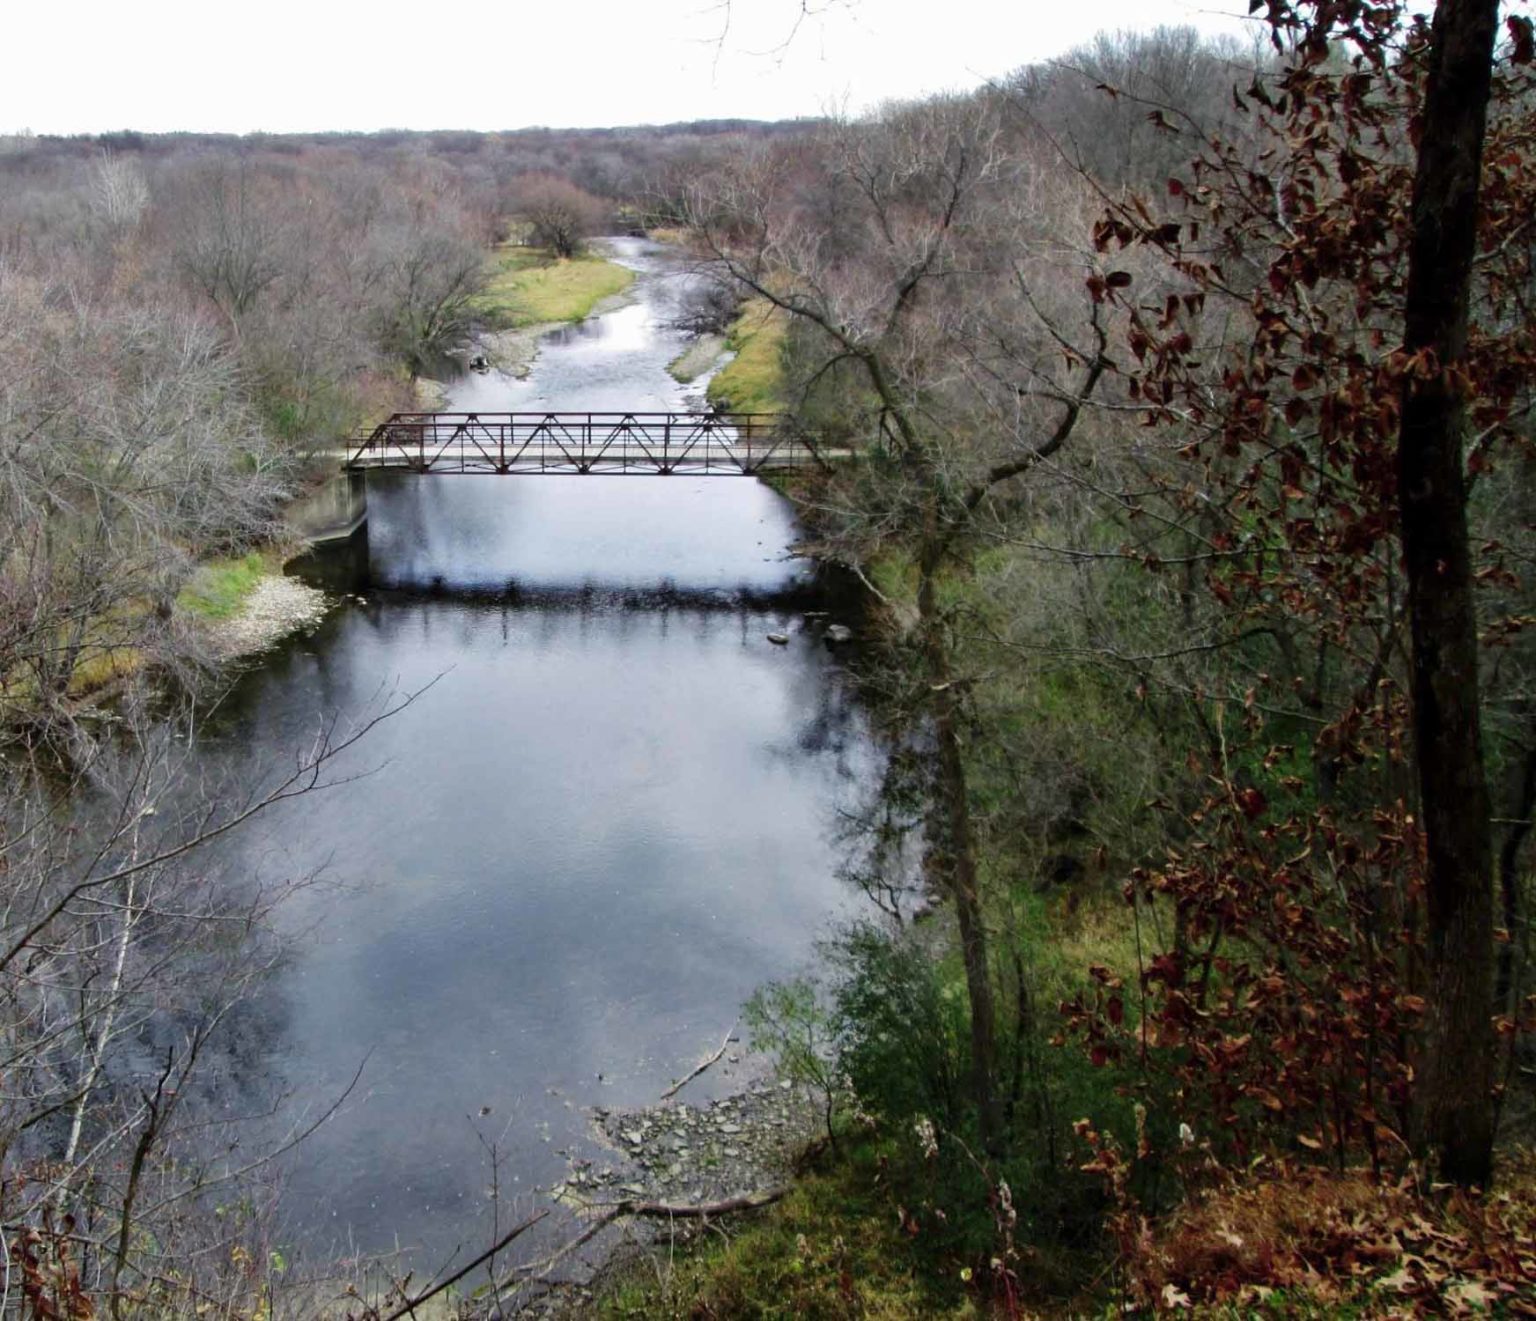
<box><xmin>476</xmin><ymin>245</ymin><xmax>634</xmax><ymax>328</ymax></box>
<box><xmin>706</xmin><ymin>298</ymin><xmax>788</xmax><ymax>413</ymax></box>
<box><xmin>177</xmin><ymin>552</ymin><xmax>269</xmax><ymax>620</ymax></box>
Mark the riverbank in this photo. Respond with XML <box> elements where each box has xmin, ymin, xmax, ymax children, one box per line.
<box><xmin>575</xmin><ymin>1074</ymin><xmax>819</xmax><ymax>1211</ymax></box>
<box><xmin>665</xmin><ymin>332</ymin><xmax>726</xmax><ymax>384</ymax></box>
<box><xmin>506</xmin><ymin>1058</ymin><xmax>838</xmax><ymax>1318</ymax></box>
<box><xmin>588</xmin><ymin>1135</ymin><xmax>972</xmax><ymax>1320</ymax></box>
<box><xmin>199</xmin><ymin>573</ymin><xmax>332</xmax><ymax>659</ymax></box>
<box><xmin>178</xmin><ymin>549</ymin><xmax>333</xmax><ymax>661</ymax></box>
<box><xmin>705</xmin><ymin>297</ymin><xmax>789</xmax><ymax>413</ymax></box>
<box><xmin>478</xmin><ymin>243</ymin><xmax>636</xmax><ymax>329</ymax></box>
<box><xmin>403</xmin><ymin>241</ymin><xmax>640</xmax><ymax>401</ymax></box>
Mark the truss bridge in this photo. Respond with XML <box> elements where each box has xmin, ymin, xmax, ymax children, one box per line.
<box><xmin>344</xmin><ymin>412</ymin><xmax>824</xmax><ymax>476</ymax></box>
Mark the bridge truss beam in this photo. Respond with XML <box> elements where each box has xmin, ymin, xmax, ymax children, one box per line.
<box><xmin>344</xmin><ymin>412</ymin><xmax>825</xmax><ymax>476</ymax></box>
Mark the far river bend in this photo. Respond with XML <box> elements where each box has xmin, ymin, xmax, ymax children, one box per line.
<box><xmin>206</xmin><ymin>239</ymin><xmax>878</xmax><ymax>1267</ymax></box>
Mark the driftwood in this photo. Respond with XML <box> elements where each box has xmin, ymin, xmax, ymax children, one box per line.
<box><xmin>615</xmin><ymin>1187</ymin><xmax>786</xmax><ymax>1219</ymax></box>
<box><xmin>659</xmin><ymin>1021</ymin><xmax>737</xmax><ymax>1100</ymax></box>
<box><xmin>499</xmin><ymin>1188</ymin><xmax>786</xmax><ymax>1297</ymax></box>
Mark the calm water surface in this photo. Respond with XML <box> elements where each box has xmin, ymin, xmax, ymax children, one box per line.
<box><xmin>210</xmin><ymin>240</ymin><xmax>875</xmax><ymax>1263</ymax></box>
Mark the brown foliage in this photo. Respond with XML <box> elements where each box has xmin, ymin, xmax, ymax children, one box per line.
<box><xmin>1103</xmin><ymin>1152</ymin><xmax>1536</xmax><ymax>1314</ymax></box>
<box><xmin>1065</xmin><ymin>782</ymin><xmax>1427</xmax><ymax>1171</ymax></box>
<box><xmin>1064</xmin><ymin>0</ymin><xmax>1536</xmax><ymax>1186</ymax></box>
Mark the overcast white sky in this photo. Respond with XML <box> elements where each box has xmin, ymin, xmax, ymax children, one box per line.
<box><xmin>3</xmin><ymin>0</ymin><xmax>1253</xmax><ymax>136</ymax></box>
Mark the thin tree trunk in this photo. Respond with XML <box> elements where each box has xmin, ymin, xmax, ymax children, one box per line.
<box><xmin>1496</xmin><ymin>741</ymin><xmax>1536</xmax><ymax>1014</ymax></box>
<box><xmin>1397</xmin><ymin>0</ymin><xmax>1500</xmax><ymax>1188</ymax></box>
<box><xmin>918</xmin><ymin>517</ymin><xmax>1003</xmax><ymax>1155</ymax></box>
<box><xmin>59</xmin><ymin>870</ymin><xmax>138</xmax><ymax>1195</ymax></box>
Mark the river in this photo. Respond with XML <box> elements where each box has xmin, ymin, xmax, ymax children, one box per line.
<box><xmin>207</xmin><ymin>239</ymin><xmax>875</xmax><ymax>1267</ymax></box>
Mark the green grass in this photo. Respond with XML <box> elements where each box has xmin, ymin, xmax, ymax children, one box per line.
<box><xmin>598</xmin><ymin>1143</ymin><xmax>976</xmax><ymax>1320</ymax></box>
<box><xmin>65</xmin><ymin>645</ymin><xmax>144</xmax><ymax>697</ymax></box>
<box><xmin>476</xmin><ymin>245</ymin><xmax>634</xmax><ymax>328</ymax></box>
<box><xmin>707</xmin><ymin>298</ymin><xmax>789</xmax><ymax>413</ymax></box>
<box><xmin>177</xmin><ymin>552</ymin><xmax>268</xmax><ymax>621</ymax></box>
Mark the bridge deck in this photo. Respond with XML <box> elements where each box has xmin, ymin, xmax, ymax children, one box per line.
<box><xmin>345</xmin><ymin>412</ymin><xmax>823</xmax><ymax>476</ymax></box>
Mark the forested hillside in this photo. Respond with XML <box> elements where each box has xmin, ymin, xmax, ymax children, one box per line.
<box><xmin>609</xmin><ymin>11</ymin><xmax>1536</xmax><ymax>1316</ymax></box>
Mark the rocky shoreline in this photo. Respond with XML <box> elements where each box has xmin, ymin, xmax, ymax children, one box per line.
<box><xmin>505</xmin><ymin>1064</ymin><xmax>820</xmax><ymax>1317</ymax></box>
<box><xmin>204</xmin><ymin>574</ymin><xmax>333</xmax><ymax>660</ymax></box>
<box><xmin>560</xmin><ymin>1072</ymin><xmax>821</xmax><ymax>1212</ymax></box>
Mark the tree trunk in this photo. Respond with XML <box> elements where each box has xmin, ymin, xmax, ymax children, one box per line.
<box><xmin>917</xmin><ymin>514</ymin><xmax>1003</xmax><ymax>1155</ymax></box>
<box><xmin>1397</xmin><ymin>0</ymin><xmax>1500</xmax><ymax>1188</ymax></box>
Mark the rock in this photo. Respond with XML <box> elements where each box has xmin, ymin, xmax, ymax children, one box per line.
<box><xmin>824</xmin><ymin>623</ymin><xmax>854</xmax><ymax>643</ymax></box>
<box><xmin>766</xmin><ymin>632</ymin><xmax>789</xmax><ymax>645</ymax></box>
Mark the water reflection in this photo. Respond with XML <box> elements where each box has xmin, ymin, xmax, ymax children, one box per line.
<box><xmin>363</xmin><ymin>474</ymin><xmax>811</xmax><ymax>596</ymax></box>
<box><xmin>216</xmin><ymin>588</ymin><xmax>870</xmax><ymax>1261</ymax></box>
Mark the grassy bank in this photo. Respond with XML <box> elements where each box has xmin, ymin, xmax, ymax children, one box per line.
<box><xmin>599</xmin><ymin>1142</ymin><xmax>975</xmax><ymax>1320</ymax></box>
<box><xmin>477</xmin><ymin>244</ymin><xmax>634</xmax><ymax>328</ymax></box>
<box><xmin>706</xmin><ymin>298</ymin><xmax>789</xmax><ymax>413</ymax></box>
<box><xmin>5</xmin><ymin>551</ymin><xmax>278</xmax><ymax>710</ymax></box>
<box><xmin>176</xmin><ymin>552</ymin><xmax>273</xmax><ymax>621</ymax></box>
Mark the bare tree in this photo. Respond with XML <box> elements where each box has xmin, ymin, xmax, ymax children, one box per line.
<box><xmin>0</xmin><ymin>686</ymin><xmax>419</xmax><ymax>1317</ymax></box>
<box><xmin>89</xmin><ymin>151</ymin><xmax>149</xmax><ymax>236</ymax></box>
<box><xmin>171</xmin><ymin>160</ymin><xmax>289</xmax><ymax>337</ymax></box>
<box><xmin>510</xmin><ymin>174</ymin><xmax>608</xmax><ymax>258</ymax></box>
<box><xmin>365</xmin><ymin>223</ymin><xmax>488</xmax><ymax>376</ymax></box>
<box><xmin>1005</xmin><ymin>26</ymin><xmax>1261</xmax><ymax>189</ymax></box>
<box><xmin>0</xmin><ymin>267</ymin><xmax>295</xmax><ymax>739</ymax></box>
<box><xmin>687</xmin><ymin>99</ymin><xmax>1116</xmax><ymax>1154</ymax></box>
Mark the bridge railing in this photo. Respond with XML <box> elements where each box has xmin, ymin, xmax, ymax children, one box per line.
<box><xmin>344</xmin><ymin>412</ymin><xmax>825</xmax><ymax>475</ymax></box>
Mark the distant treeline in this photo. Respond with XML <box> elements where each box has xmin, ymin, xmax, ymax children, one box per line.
<box><xmin>0</xmin><ymin>118</ymin><xmax>818</xmax><ymax>209</ymax></box>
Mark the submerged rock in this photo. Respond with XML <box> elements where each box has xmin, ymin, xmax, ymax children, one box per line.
<box><xmin>766</xmin><ymin>632</ymin><xmax>789</xmax><ymax>645</ymax></box>
<box><xmin>824</xmin><ymin>623</ymin><xmax>854</xmax><ymax>644</ymax></box>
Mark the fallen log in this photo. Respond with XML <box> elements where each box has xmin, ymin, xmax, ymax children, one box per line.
<box><xmin>500</xmin><ymin>1187</ymin><xmax>787</xmax><ymax>1295</ymax></box>
<box><xmin>617</xmin><ymin>1187</ymin><xmax>787</xmax><ymax>1219</ymax></box>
